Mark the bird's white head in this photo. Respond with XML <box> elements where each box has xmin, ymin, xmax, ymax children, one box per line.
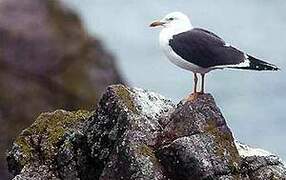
<box><xmin>150</xmin><ymin>12</ymin><xmax>193</xmax><ymax>33</ymax></box>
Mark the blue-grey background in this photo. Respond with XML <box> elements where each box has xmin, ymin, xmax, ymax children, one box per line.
<box><xmin>62</xmin><ymin>0</ymin><xmax>286</xmax><ymax>159</ymax></box>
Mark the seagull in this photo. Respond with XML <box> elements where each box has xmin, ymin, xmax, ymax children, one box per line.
<box><xmin>150</xmin><ymin>12</ymin><xmax>279</xmax><ymax>100</ymax></box>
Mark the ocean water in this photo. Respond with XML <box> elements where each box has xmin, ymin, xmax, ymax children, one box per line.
<box><xmin>62</xmin><ymin>0</ymin><xmax>286</xmax><ymax>159</ymax></box>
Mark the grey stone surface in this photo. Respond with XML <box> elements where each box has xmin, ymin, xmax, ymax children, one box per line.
<box><xmin>236</xmin><ymin>142</ymin><xmax>286</xmax><ymax>180</ymax></box>
<box><xmin>7</xmin><ymin>85</ymin><xmax>286</xmax><ymax>180</ymax></box>
<box><xmin>85</xmin><ymin>85</ymin><xmax>174</xmax><ymax>180</ymax></box>
<box><xmin>7</xmin><ymin>110</ymin><xmax>93</xmax><ymax>180</ymax></box>
<box><xmin>157</xmin><ymin>94</ymin><xmax>240</xmax><ymax>180</ymax></box>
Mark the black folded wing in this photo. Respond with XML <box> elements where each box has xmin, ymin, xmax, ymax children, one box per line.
<box><xmin>169</xmin><ymin>28</ymin><xmax>245</xmax><ymax>68</ymax></box>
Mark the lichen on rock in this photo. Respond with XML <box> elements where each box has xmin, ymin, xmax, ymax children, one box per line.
<box><xmin>236</xmin><ymin>141</ymin><xmax>286</xmax><ymax>179</ymax></box>
<box><xmin>7</xmin><ymin>110</ymin><xmax>92</xmax><ymax>178</ymax></box>
<box><xmin>7</xmin><ymin>85</ymin><xmax>286</xmax><ymax>180</ymax></box>
<box><xmin>85</xmin><ymin>85</ymin><xmax>174</xmax><ymax>179</ymax></box>
<box><xmin>157</xmin><ymin>94</ymin><xmax>241</xmax><ymax>179</ymax></box>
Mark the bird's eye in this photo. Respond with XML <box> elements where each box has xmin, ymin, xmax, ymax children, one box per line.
<box><xmin>168</xmin><ymin>17</ymin><xmax>175</xmax><ymax>21</ymax></box>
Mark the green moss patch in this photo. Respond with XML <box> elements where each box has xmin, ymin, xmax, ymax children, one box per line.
<box><xmin>113</xmin><ymin>85</ymin><xmax>138</xmax><ymax>114</ymax></box>
<box><xmin>204</xmin><ymin>119</ymin><xmax>240</xmax><ymax>172</ymax></box>
<box><xmin>13</xmin><ymin>110</ymin><xmax>91</xmax><ymax>166</ymax></box>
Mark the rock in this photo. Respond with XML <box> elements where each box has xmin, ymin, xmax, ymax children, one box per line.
<box><xmin>7</xmin><ymin>110</ymin><xmax>92</xmax><ymax>179</ymax></box>
<box><xmin>157</xmin><ymin>95</ymin><xmax>241</xmax><ymax>179</ymax></box>
<box><xmin>0</xmin><ymin>0</ymin><xmax>124</xmax><ymax>178</ymax></box>
<box><xmin>236</xmin><ymin>142</ymin><xmax>286</xmax><ymax>179</ymax></box>
<box><xmin>85</xmin><ymin>85</ymin><xmax>174</xmax><ymax>180</ymax></box>
<box><xmin>7</xmin><ymin>85</ymin><xmax>286</xmax><ymax>180</ymax></box>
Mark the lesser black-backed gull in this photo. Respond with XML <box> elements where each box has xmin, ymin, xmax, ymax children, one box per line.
<box><xmin>150</xmin><ymin>12</ymin><xmax>279</xmax><ymax>100</ymax></box>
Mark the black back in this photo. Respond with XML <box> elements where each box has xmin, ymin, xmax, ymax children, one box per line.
<box><xmin>169</xmin><ymin>28</ymin><xmax>245</xmax><ymax>68</ymax></box>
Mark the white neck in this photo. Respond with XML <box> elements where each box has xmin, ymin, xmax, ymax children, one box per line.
<box><xmin>160</xmin><ymin>21</ymin><xmax>193</xmax><ymax>41</ymax></box>
<box><xmin>158</xmin><ymin>21</ymin><xmax>193</xmax><ymax>63</ymax></box>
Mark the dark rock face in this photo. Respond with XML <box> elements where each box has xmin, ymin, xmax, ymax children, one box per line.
<box><xmin>236</xmin><ymin>142</ymin><xmax>286</xmax><ymax>179</ymax></box>
<box><xmin>7</xmin><ymin>110</ymin><xmax>93</xmax><ymax>179</ymax></box>
<box><xmin>7</xmin><ymin>85</ymin><xmax>286</xmax><ymax>180</ymax></box>
<box><xmin>0</xmin><ymin>0</ymin><xmax>124</xmax><ymax>178</ymax></box>
<box><xmin>86</xmin><ymin>86</ymin><xmax>174</xmax><ymax>180</ymax></box>
<box><xmin>158</xmin><ymin>95</ymin><xmax>240</xmax><ymax>179</ymax></box>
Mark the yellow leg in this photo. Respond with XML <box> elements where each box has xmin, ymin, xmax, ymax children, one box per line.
<box><xmin>193</xmin><ymin>73</ymin><xmax>198</xmax><ymax>94</ymax></box>
<box><xmin>186</xmin><ymin>73</ymin><xmax>199</xmax><ymax>101</ymax></box>
<box><xmin>200</xmin><ymin>73</ymin><xmax>205</xmax><ymax>94</ymax></box>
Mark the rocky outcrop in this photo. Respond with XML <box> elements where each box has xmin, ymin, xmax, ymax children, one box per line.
<box><xmin>157</xmin><ymin>95</ymin><xmax>241</xmax><ymax>179</ymax></box>
<box><xmin>7</xmin><ymin>110</ymin><xmax>92</xmax><ymax>179</ymax></box>
<box><xmin>7</xmin><ymin>85</ymin><xmax>286</xmax><ymax>180</ymax></box>
<box><xmin>236</xmin><ymin>142</ymin><xmax>286</xmax><ymax>179</ymax></box>
<box><xmin>0</xmin><ymin>0</ymin><xmax>124</xmax><ymax>178</ymax></box>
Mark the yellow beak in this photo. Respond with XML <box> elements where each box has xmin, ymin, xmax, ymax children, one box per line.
<box><xmin>149</xmin><ymin>21</ymin><xmax>166</xmax><ymax>27</ymax></box>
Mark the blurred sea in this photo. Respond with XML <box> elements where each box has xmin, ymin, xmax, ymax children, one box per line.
<box><xmin>62</xmin><ymin>0</ymin><xmax>286</xmax><ymax>159</ymax></box>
